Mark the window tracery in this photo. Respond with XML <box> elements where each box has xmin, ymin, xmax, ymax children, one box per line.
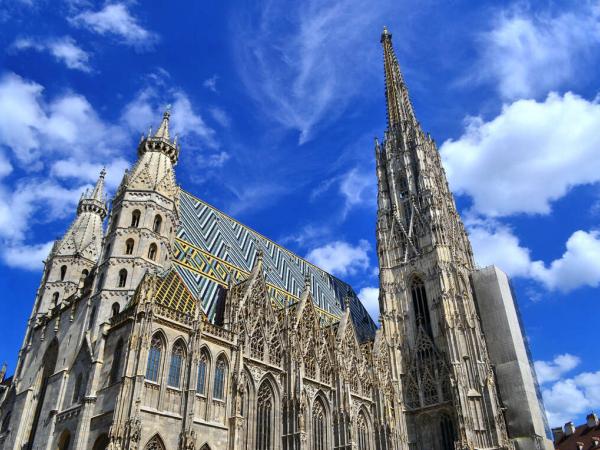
<box><xmin>250</xmin><ymin>330</ymin><xmax>264</xmax><ymax>360</ymax></box>
<box><xmin>256</xmin><ymin>382</ymin><xmax>273</xmax><ymax>450</ymax></box>
<box><xmin>312</xmin><ymin>398</ymin><xmax>327</xmax><ymax>450</ymax></box>
<box><xmin>168</xmin><ymin>340</ymin><xmax>186</xmax><ymax>388</ymax></box>
<box><xmin>213</xmin><ymin>357</ymin><xmax>227</xmax><ymax>400</ymax></box>
<box><xmin>197</xmin><ymin>352</ymin><xmax>208</xmax><ymax>395</ymax></box>
<box><xmin>146</xmin><ymin>335</ymin><xmax>163</xmax><ymax>382</ymax></box>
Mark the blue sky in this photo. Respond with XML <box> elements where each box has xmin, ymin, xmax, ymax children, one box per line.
<box><xmin>1</xmin><ymin>0</ymin><xmax>600</xmax><ymax>428</ymax></box>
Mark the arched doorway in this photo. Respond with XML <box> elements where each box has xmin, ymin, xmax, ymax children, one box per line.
<box><xmin>56</xmin><ymin>430</ymin><xmax>71</xmax><ymax>450</ymax></box>
<box><xmin>92</xmin><ymin>433</ymin><xmax>110</xmax><ymax>450</ymax></box>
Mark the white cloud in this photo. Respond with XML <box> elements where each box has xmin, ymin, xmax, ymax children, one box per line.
<box><xmin>3</xmin><ymin>241</ymin><xmax>54</xmax><ymax>271</ymax></box>
<box><xmin>468</xmin><ymin>220</ymin><xmax>532</xmax><ymax>278</ymax></box>
<box><xmin>534</xmin><ymin>353</ymin><xmax>581</xmax><ymax>384</ymax></box>
<box><xmin>69</xmin><ymin>3</ymin><xmax>158</xmax><ymax>49</ymax></box>
<box><xmin>305</xmin><ymin>240</ymin><xmax>370</xmax><ymax>277</ymax></box>
<box><xmin>339</xmin><ymin>168</ymin><xmax>376</xmax><ymax>215</ymax></box>
<box><xmin>469</xmin><ymin>220</ymin><xmax>600</xmax><ymax>293</ymax></box>
<box><xmin>12</xmin><ymin>36</ymin><xmax>91</xmax><ymax>72</ymax></box>
<box><xmin>122</xmin><ymin>87</ymin><xmax>217</xmax><ymax>147</ymax></box>
<box><xmin>530</xmin><ymin>230</ymin><xmax>600</xmax><ymax>292</ymax></box>
<box><xmin>535</xmin><ymin>354</ymin><xmax>600</xmax><ymax>426</ymax></box>
<box><xmin>441</xmin><ymin>92</ymin><xmax>600</xmax><ymax>217</ymax></box>
<box><xmin>203</xmin><ymin>75</ymin><xmax>218</xmax><ymax>93</ymax></box>
<box><xmin>210</xmin><ymin>107</ymin><xmax>231</xmax><ymax>128</ymax></box>
<box><xmin>233</xmin><ymin>0</ymin><xmax>394</xmax><ymax>143</ymax></box>
<box><xmin>358</xmin><ymin>286</ymin><xmax>379</xmax><ymax>321</ymax></box>
<box><xmin>480</xmin><ymin>4</ymin><xmax>600</xmax><ymax>99</ymax></box>
<box><xmin>197</xmin><ymin>151</ymin><xmax>230</xmax><ymax>168</ymax></box>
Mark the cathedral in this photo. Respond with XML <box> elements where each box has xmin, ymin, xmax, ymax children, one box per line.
<box><xmin>0</xmin><ymin>29</ymin><xmax>553</xmax><ymax>450</ymax></box>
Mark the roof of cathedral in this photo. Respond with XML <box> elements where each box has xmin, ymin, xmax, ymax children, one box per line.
<box><xmin>173</xmin><ymin>190</ymin><xmax>377</xmax><ymax>342</ymax></box>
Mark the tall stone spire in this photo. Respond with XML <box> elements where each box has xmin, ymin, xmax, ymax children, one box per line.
<box><xmin>381</xmin><ymin>26</ymin><xmax>417</xmax><ymax>131</ymax></box>
<box><xmin>376</xmin><ymin>28</ymin><xmax>510</xmax><ymax>450</ymax></box>
<box><xmin>55</xmin><ymin>169</ymin><xmax>108</xmax><ymax>260</ymax></box>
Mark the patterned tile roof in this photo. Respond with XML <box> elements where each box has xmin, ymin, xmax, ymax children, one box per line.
<box><xmin>174</xmin><ymin>190</ymin><xmax>377</xmax><ymax>342</ymax></box>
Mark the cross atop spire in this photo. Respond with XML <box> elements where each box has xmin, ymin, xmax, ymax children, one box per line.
<box><xmin>380</xmin><ymin>26</ymin><xmax>418</xmax><ymax>131</ymax></box>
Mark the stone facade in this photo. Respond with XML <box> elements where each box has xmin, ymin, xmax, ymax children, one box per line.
<box><xmin>0</xmin><ymin>28</ymin><xmax>549</xmax><ymax>450</ymax></box>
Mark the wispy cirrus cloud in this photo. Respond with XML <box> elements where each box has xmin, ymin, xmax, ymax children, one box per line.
<box><xmin>232</xmin><ymin>0</ymin><xmax>397</xmax><ymax>144</ymax></box>
<box><xmin>12</xmin><ymin>36</ymin><xmax>91</xmax><ymax>72</ymax></box>
<box><xmin>478</xmin><ymin>2</ymin><xmax>600</xmax><ymax>99</ymax></box>
<box><xmin>69</xmin><ymin>3</ymin><xmax>158</xmax><ymax>49</ymax></box>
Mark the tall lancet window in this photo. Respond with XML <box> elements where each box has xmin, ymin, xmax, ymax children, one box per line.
<box><xmin>357</xmin><ymin>411</ymin><xmax>371</xmax><ymax>450</ymax></box>
<box><xmin>196</xmin><ymin>351</ymin><xmax>209</xmax><ymax>395</ymax></box>
<box><xmin>148</xmin><ymin>243</ymin><xmax>157</xmax><ymax>261</ymax></box>
<box><xmin>411</xmin><ymin>277</ymin><xmax>432</xmax><ymax>337</ymax></box>
<box><xmin>146</xmin><ymin>335</ymin><xmax>163</xmax><ymax>382</ymax></box>
<box><xmin>255</xmin><ymin>382</ymin><xmax>273</xmax><ymax>450</ymax></box>
<box><xmin>118</xmin><ymin>269</ymin><xmax>127</xmax><ymax>288</ymax></box>
<box><xmin>168</xmin><ymin>340</ymin><xmax>186</xmax><ymax>388</ymax></box>
<box><xmin>312</xmin><ymin>398</ymin><xmax>327</xmax><ymax>450</ymax></box>
<box><xmin>213</xmin><ymin>357</ymin><xmax>227</xmax><ymax>400</ymax></box>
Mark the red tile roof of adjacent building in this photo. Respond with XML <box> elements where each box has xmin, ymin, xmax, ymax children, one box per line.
<box><xmin>555</xmin><ymin>419</ymin><xmax>600</xmax><ymax>450</ymax></box>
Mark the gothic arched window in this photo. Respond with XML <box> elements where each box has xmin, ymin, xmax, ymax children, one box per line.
<box><xmin>411</xmin><ymin>277</ymin><xmax>432</xmax><ymax>337</ymax></box>
<box><xmin>131</xmin><ymin>210</ymin><xmax>141</xmax><ymax>228</ymax></box>
<box><xmin>57</xmin><ymin>430</ymin><xmax>71</xmax><ymax>450</ymax></box>
<box><xmin>153</xmin><ymin>215</ymin><xmax>162</xmax><ymax>233</ymax></box>
<box><xmin>125</xmin><ymin>238</ymin><xmax>134</xmax><ymax>255</ymax></box>
<box><xmin>148</xmin><ymin>243</ymin><xmax>157</xmax><ymax>261</ymax></box>
<box><xmin>197</xmin><ymin>351</ymin><xmax>209</xmax><ymax>395</ymax></box>
<box><xmin>144</xmin><ymin>435</ymin><xmax>166</xmax><ymax>450</ymax></box>
<box><xmin>168</xmin><ymin>340</ymin><xmax>186</xmax><ymax>388</ymax></box>
<box><xmin>256</xmin><ymin>382</ymin><xmax>274</xmax><ymax>450</ymax></box>
<box><xmin>357</xmin><ymin>411</ymin><xmax>371</xmax><ymax>450</ymax></box>
<box><xmin>110</xmin><ymin>338</ymin><xmax>123</xmax><ymax>385</ymax></box>
<box><xmin>111</xmin><ymin>302</ymin><xmax>120</xmax><ymax>317</ymax></box>
<box><xmin>312</xmin><ymin>397</ymin><xmax>327</xmax><ymax>450</ymax></box>
<box><xmin>213</xmin><ymin>357</ymin><xmax>227</xmax><ymax>400</ymax></box>
<box><xmin>118</xmin><ymin>269</ymin><xmax>127</xmax><ymax>288</ymax></box>
<box><xmin>146</xmin><ymin>335</ymin><xmax>163</xmax><ymax>382</ymax></box>
<box><xmin>60</xmin><ymin>265</ymin><xmax>67</xmax><ymax>281</ymax></box>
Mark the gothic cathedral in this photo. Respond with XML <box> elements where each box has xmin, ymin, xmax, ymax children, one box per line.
<box><xmin>0</xmin><ymin>29</ymin><xmax>552</xmax><ymax>450</ymax></box>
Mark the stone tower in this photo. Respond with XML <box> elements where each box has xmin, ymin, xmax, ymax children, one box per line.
<box><xmin>36</xmin><ymin>170</ymin><xmax>108</xmax><ymax>315</ymax></box>
<box><xmin>91</xmin><ymin>109</ymin><xmax>180</xmax><ymax>330</ymax></box>
<box><xmin>375</xmin><ymin>27</ymin><xmax>511</xmax><ymax>450</ymax></box>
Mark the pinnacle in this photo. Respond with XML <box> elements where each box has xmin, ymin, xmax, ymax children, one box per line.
<box><xmin>90</xmin><ymin>167</ymin><xmax>106</xmax><ymax>202</ymax></box>
<box><xmin>154</xmin><ymin>106</ymin><xmax>171</xmax><ymax>140</ymax></box>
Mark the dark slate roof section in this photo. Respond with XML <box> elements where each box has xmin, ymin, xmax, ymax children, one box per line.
<box><xmin>174</xmin><ymin>190</ymin><xmax>377</xmax><ymax>342</ymax></box>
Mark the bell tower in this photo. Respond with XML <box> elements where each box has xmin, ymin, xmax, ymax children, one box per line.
<box><xmin>91</xmin><ymin>110</ymin><xmax>180</xmax><ymax>328</ymax></box>
<box><xmin>376</xmin><ymin>28</ymin><xmax>510</xmax><ymax>450</ymax></box>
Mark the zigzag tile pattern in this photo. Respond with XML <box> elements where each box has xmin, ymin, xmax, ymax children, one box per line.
<box><xmin>174</xmin><ymin>190</ymin><xmax>377</xmax><ymax>342</ymax></box>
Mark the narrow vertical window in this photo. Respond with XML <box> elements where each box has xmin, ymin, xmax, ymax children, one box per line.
<box><xmin>72</xmin><ymin>373</ymin><xmax>83</xmax><ymax>404</ymax></box>
<box><xmin>312</xmin><ymin>398</ymin><xmax>327</xmax><ymax>450</ymax></box>
<box><xmin>197</xmin><ymin>353</ymin><xmax>208</xmax><ymax>395</ymax></box>
<box><xmin>168</xmin><ymin>341</ymin><xmax>185</xmax><ymax>388</ymax></box>
<box><xmin>118</xmin><ymin>269</ymin><xmax>127</xmax><ymax>288</ymax></box>
<box><xmin>357</xmin><ymin>412</ymin><xmax>370</xmax><ymax>450</ymax></box>
<box><xmin>148</xmin><ymin>243</ymin><xmax>157</xmax><ymax>261</ymax></box>
<box><xmin>255</xmin><ymin>382</ymin><xmax>273</xmax><ymax>450</ymax></box>
<box><xmin>60</xmin><ymin>265</ymin><xmax>67</xmax><ymax>281</ymax></box>
<box><xmin>411</xmin><ymin>277</ymin><xmax>432</xmax><ymax>337</ymax></box>
<box><xmin>213</xmin><ymin>358</ymin><xmax>227</xmax><ymax>400</ymax></box>
<box><xmin>111</xmin><ymin>302</ymin><xmax>120</xmax><ymax>317</ymax></box>
<box><xmin>51</xmin><ymin>292</ymin><xmax>60</xmax><ymax>308</ymax></box>
<box><xmin>110</xmin><ymin>339</ymin><xmax>123</xmax><ymax>384</ymax></box>
<box><xmin>125</xmin><ymin>239</ymin><xmax>134</xmax><ymax>255</ymax></box>
<box><xmin>146</xmin><ymin>335</ymin><xmax>163</xmax><ymax>382</ymax></box>
<box><xmin>131</xmin><ymin>210</ymin><xmax>141</xmax><ymax>228</ymax></box>
<box><xmin>88</xmin><ymin>306</ymin><xmax>96</xmax><ymax>330</ymax></box>
<box><xmin>153</xmin><ymin>215</ymin><xmax>162</xmax><ymax>233</ymax></box>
